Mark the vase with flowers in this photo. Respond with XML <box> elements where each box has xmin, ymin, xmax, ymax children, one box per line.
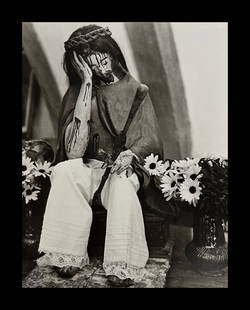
<box><xmin>22</xmin><ymin>140</ymin><xmax>54</xmax><ymax>259</ymax></box>
<box><xmin>143</xmin><ymin>153</ymin><xmax>228</xmax><ymax>274</ymax></box>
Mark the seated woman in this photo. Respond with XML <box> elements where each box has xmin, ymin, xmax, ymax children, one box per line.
<box><xmin>37</xmin><ymin>24</ymin><xmax>163</xmax><ymax>287</ymax></box>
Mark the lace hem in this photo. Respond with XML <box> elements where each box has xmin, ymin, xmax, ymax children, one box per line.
<box><xmin>103</xmin><ymin>261</ymin><xmax>145</xmax><ymax>281</ymax></box>
<box><xmin>36</xmin><ymin>250</ymin><xmax>89</xmax><ymax>269</ymax></box>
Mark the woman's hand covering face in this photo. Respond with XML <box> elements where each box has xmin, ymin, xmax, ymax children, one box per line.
<box><xmin>71</xmin><ymin>51</ymin><xmax>93</xmax><ymax>82</ymax></box>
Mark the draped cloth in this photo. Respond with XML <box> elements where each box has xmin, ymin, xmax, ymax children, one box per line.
<box><xmin>38</xmin><ymin>158</ymin><xmax>149</xmax><ymax>280</ymax></box>
<box><xmin>54</xmin><ymin>73</ymin><xmax>163</xmax><ymax>188</ymax></box>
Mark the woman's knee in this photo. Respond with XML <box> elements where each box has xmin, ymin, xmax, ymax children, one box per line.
<box><xmin>52</xmin><ymin>159</ymin><xmax>85</xmax><ymax>180</ymax></box>
<box><xmin>103</xmin><ymin>174</ymin><xmax>141</xmax><ymax>212</ymax></box>
<box><xmin>110</xmin><ymin>172</ymin><xmax>140</xmax><ymax>193</ymax></box>
<box><xmin>51</xmin><ymin>160</ymin><xmax>72</xmax><ymax>180</ymax></box>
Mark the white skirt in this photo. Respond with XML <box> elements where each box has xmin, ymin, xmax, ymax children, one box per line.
<box><xmin>37</xmin><ymin>158</ymin><xmax>149</xmax><ymax>281</ymax></box>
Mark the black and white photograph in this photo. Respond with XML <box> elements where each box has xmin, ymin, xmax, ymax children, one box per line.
<box><xmin>22</xmin><ymin>22</ymin><xmax>228</xmax><ymax>288</ymax></box>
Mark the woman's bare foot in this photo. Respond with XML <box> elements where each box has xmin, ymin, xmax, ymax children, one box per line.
<box><xmin>54</xmin><ymin>266</ymin><xmax>79</xmax><ymax>278</ymax></box>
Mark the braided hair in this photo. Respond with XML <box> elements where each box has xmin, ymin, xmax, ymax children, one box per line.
<box><xmin>63</xmin><ymin>25</ymin><xmax>128</xmax><ymax>86</ymax></box>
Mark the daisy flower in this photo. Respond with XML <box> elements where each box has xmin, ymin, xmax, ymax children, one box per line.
<box><xmin>172</xmin><ymin>157</ymin><xmax>200</xmax><ymax>173</ymax></box>
<box><xmin>219</xmin><ymin>157</ymin><xmax>228</xmax><ymax>168</ymax></box>
<box><xmin>184</xmin><ymin>164</ymin><xmax>203</xmax><ymax>181</ymax></box>
<box><xmin>158</xmin><ymin>160</ymin><xmax>170</xmax><ymax>175</ymax></box>
<box><xmin>179</xmin><ymin>178</ymin><xmax>202</xmax><ymax>207</ymax></box>
<box><xmin>22</xmin><ymin>155</ymin><xmax>35</xmax><ymax>176</ymax></box>
<box><xmin>208</xmin><ymin>155</ymin><xmax>227</xmax><ymax>167</ymax></box>
<box><xmin>22</xmin><ymin>184</ymin><xmax>40</xmax><ymax>204</ymax></box>
<box><xmin>208</xmin><ymin>160</ymin><xmax>213</xmax><ymax>167</ymax></box>
<box><xmin>33</xmin><ymin>160</ymin><xmax>53</xmax><ymax>178</ymax></box>
<box><xmin>160</xmin><ymin>171</ymin><xmax>179</xmax><ymax>201</ymax></box>
<box><xmin>22</xmin><ymin>173</ymin><xmax>34</xmax><ymax>186</ymax></box>
<box><xmin>144</xmin><ymin>153</ymin><xmax>163</xmax><ymax>176</ymax></box>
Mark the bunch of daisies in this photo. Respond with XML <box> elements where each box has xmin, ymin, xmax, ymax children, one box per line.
<box><xmin>144</xmin><ymin>154</ymin><xmax>228</xmax><ymax>216</ymax></box>
<box><xmin>144</xmin><ymin>154</ymin><xmax>203</xmax><ymax>207</ymax></box>
<box><xmin>22</xmin><ymin>150</ymin><xmax>53</xmax><ymax>204</ymax></box>
<box><xmin>163</xmin><ymin>158</ymin><xmax>203</xmax><ymax>207</ymax></box>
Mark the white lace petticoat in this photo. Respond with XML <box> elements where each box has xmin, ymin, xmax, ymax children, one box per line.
<box><xmin>103</xmin><ymin>261</ymin><xmax>145</xmax><ymax>281</ymax></box>
<box><xmin>36</xmin><ymin>252</ymin><xmax>145</xmax><ymax>281</ymax></box>
<box><xmin>36</xmin><ymin>251</ymin><xmax>90</xmax><ymax>269</ymax></box>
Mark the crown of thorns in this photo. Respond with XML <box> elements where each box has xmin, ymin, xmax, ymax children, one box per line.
<box><xmin>64</xmin><ymin>27</ymin><xmax>112</xmax><ymax>51</ymax></box>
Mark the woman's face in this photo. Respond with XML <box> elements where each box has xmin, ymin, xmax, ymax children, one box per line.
<box><xmin>85</xmin><ymin>52</ymin><xmax>114</xmax><ymax>83</ymax></box>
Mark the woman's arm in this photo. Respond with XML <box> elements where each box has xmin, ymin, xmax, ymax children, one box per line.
<box><xmin>65</xmin><ymin>81</ymin><xmax>92</xmax><ymax>159</ymax></box>
<box><xmin>64</xmin><ymin>52</ymin><xmax>93</xmax><ymax>159</ymax></box>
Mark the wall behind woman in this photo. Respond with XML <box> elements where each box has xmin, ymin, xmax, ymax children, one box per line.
<box><xmin>171</xmin><ymin>22</ymin><xmax>228</xmax><ymax>158</ymax></box>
